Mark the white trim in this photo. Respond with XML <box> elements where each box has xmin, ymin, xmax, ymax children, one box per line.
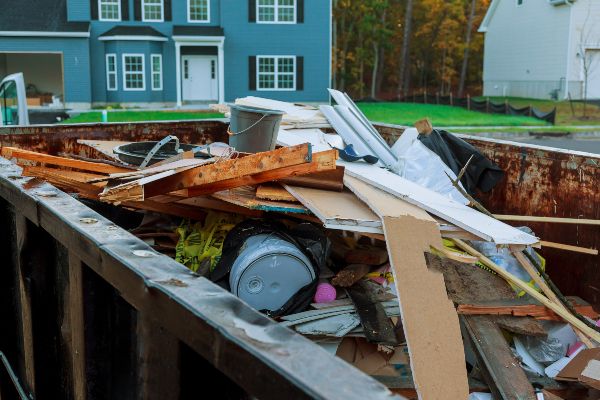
<box><xmin>151</xmin><ymin>54</ymin><xmax>163</xmax><ymax>91</ymax></box>
<box><xmin>0</xmin><ymin>31</ymin><xmax>90</xmax><ymax>38</ymax></box>
<box><xmin>478</xmin><ymin>0</ymin><xmax>499</xmax><ymax>32</ymax></box>
<box><xmin>329</xmin><ymin>0</ymin><xmax>332</xmax><ymax>90</ymax></box>
<box><xmin>122</xmin><ymin>53</ymin><xmax>146</xmax><ymax>91</ymax></box>
<box><xmin>256</xmin><ymin>55</ymin><xmax>297</xmax><ymax>91</ymax></box>
<box><xmin>171</xmin><ymin>35</ymin><xmax>224</xmax><ymax>43</ymax></box>
<box><xmin>187</xmin><ymin>0</ymin><xmax>211</xmax><ymax>23</ymax></box>
<box><xmin>106</xmin><ymin>53</ymin><xmax>118</xmax><ymax>91</ymax></box>
<box><xmin>99</xmin><ymin>35</ymin><xmax>168</xmax><ymax>42</ymax></box>
<box><xmin>98</xmin><ymin>0</ymin><xmax>121</xmax><ymax>22</ymax></box>
<box><xmin>257</xmin><ymin>0</ymin><xmax>297</xmax><ymax>24</ymax></box>
<box><xmin>142</xmin><ymin>0</ymin><xmax>164</xmax><ymax>22</ymax></box>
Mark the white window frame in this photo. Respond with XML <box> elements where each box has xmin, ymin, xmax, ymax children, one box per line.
<box><xmin>142</xmin><ymin>0</ymin><xmax>164</xmax><ymax>22</ymax></box>
<box><xmin>98</xmin><ymin>0</ymin><xmax>121</xmax><ymax>21</ymax></box>
<box><xmin>106</xmin><ymin>54</ymin><xmax>118</xmax><ymax>91</ymax></box>
<box><xmin>187</xmin><ymin>0</ymin><xmax>210</xmax><ymax>23</ymax></box>
<box><xmin>122</xmin><ymin>54</ymin><xmax>146</xmax><ymax>91</ymax></box>
<box><xmin>256</xmin><ymin>56</ymin><xmax>296</xmax><ymax>91</ymax></box>
<box><xmin>257</xmin><ymin>0</ymin><xmax>297</xmax><ymax>24</ymax></box>
<box><xmin>151</xmin><ymin>54</ymin><xmax>163</xmax><ymax>91</ymax></box>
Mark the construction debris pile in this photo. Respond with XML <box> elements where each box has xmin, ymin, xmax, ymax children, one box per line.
<box><xmin>3</xmin><ymin>90</ymin><xmax>600</xmax><ymax>399</ymax></box>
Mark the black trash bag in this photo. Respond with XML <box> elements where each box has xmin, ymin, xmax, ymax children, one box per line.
<box><xmin>210</xmin><ymin>218</ymin><xmax>330</xmax><ymax>318</ymax></box>
<box><xmin>418</xmin><ymin>129</ymin><xmax>504</xmax><ymax>195</ymax></box>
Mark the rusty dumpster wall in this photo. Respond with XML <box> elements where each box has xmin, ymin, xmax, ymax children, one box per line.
<box><xmin>376</xmin><ymin>123</ymin><xmax>600</xmax><ymax>309</ymax></box>
<box><xmin>0</xmin><ymin>122</ymin><xmax>396</xmax><ymax>400</ymax></box>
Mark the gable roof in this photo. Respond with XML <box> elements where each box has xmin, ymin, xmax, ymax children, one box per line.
<box><xmin>478</xmin><ymin>0</ymin><xmax>500</xmax><ymax>33</ymax></box>
<box><xmin>99</xmin><ymin>26</ymin><xmax>167</xmax><ymax>38</ymax></box>
<box><xmin>0</xmin><ymin>0</ymin><xmax>89</xmax><ymax>34</ymax></box>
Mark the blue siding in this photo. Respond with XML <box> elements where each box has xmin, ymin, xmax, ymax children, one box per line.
<box><xmin>0</xmin><ymin>38</ymin><xmax>91</xmax><ymax>103</ymax></box>
<box><xmin>67</xmin><ymin>0</ymin><xmax>91</xmax><ymax>21</ymax></box>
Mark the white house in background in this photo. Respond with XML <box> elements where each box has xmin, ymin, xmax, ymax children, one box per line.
<box><xmin>479</xmin><ymin>0</ymin><xmax>600</xmax><ymax>100</ymax></box>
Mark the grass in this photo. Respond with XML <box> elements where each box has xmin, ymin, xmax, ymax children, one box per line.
<box><xmin>475</xmin><ymin>96</ymin><xmax>600</xmax><ymax>126</ymax></box>
<box><xmin>63</xmin><ymin>110</ymin><xmax>225</xmax><ymax>124</ymax></box>
<box><xmin>356</xmin><ymin>102</ymin><xmax>544</xmax><ymax>127</ymax></box>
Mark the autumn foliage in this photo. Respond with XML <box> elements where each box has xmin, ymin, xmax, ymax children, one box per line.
<box><xmin>332</xmin><ymin>0</ymin><xmax>491</xmax><ymax>100</ymax></box>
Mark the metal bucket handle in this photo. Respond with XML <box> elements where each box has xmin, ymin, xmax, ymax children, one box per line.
<box><xmin>140</xmin><ymin>135</ymin><xmax>180</xmax><ymax>168</ymax></box>
<box><xmin>227</xmin><ymin>113</ymin><xmax>269</xmax><ymax>137</ymax></box>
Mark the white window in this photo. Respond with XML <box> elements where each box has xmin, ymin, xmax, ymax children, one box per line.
<box><xmin>106</xmin><ymin>54</ymin><xmax>117</xmax><ymax>91</ymax></box>
<box><xmin>151</xmin><ymin>54</ymin><xmax>163</xmax><ymax>91</ymax></box>
<box><xmin>257</xmin><ymin>0</ymin><xmax>296</xmax><ymax>24</ymax></box>
<box><xmin>188</xmin><ymin>0</ymin><xmax>210</xmax><ymax>22</ymax></box>
<box><xmin>257</xmin><ymin>56</ymin><xmax>296</xmax><ymax>90</ymax></box>
<box><xmin>99</xmin><ymin>0</ymin><xmax>121</xmax><ymax>21</ymax></box>
<box><xmin>142</xmin><ymin>0</ymin><xmax>164</xmax><ymax>21</ymax></box>
<box><xmin>122</xmin><ymin>54</ymin><xmax>145</xmax><ymax>91</ymax></box>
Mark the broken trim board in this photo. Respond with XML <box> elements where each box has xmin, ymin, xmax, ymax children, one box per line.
<box><xmin>283</xmin><ymin>185</ymin><xmax>383</xmax><ymax>233</ymax></box>
<box><xmin>341</xmin><ymin>161</ymin><xmax>538</xmax><ymax>246</ymax></box>
<box><xmin>211</xmin><ymin>186</ymin><xmax>309</xmax><ymax>214</ymax></box>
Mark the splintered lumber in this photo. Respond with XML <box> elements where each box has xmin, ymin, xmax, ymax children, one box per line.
<box><xmin>494</xmin><ymin>214</ymin><xmax>600</xmax><ymax>226</ymax></box>
<box><xmin>101</xmin><ymin>144</ymin><xmax>315</xmax><ymax>203</ymax></box>
<box><xmin>21</xmin><ymin>166</ymin><xmax>105</xmax><ymax>198</ymax></box>
<box><xmin>457</xmin><ymin>302</ymin><xmax>599</xmax><ymax>321</ymax></box>
<box><xmin>211</xmin><ymin>186</ymin><xmax>309</xmax><ymax>214</ymax></box>
<box><xmin>331</xmin><ymin>264</ymin><xmax>370</xmax><ymax>287</ymax></box>
<box><xmin>255</xmin><ymin>184</ymin><xmax>298</xmax><ymax>202</ymax></box>
<box><xmin>177</xmin><ymin>196</ymin><xmax>263</xmax><ymax>217</ymax></box>
<box><xmin>283</xmin><ymin>185</ymin><xmax>383</xmax><ymax>233</ymax></box>
<box><xmin>540</xmin><ymin>240</ymin><xmax>598</xmax><ymax>255</ymax></box>
<box><xmin>1</xmin><ymin>147</ymin><xmax>130</xmax><ymax>174</ymax></box>
<box><xmin>453</xmin><ymin>238</ymin><xmax>600</xmax><ymax>343</ymax></box>
<box><xmin>347</xmin><ymin>281</ymin><xmax>397</xmax><ymax>345</ymax></box>
<box><xmin>165</xmin><ymin>149</ymin><xmax>337</xmax><ymax>199</ymax></box>
<box><xmin>349</xmin><ymin>175</ymin><xmax>468</xmax><ymax>398</ymax></box>
<box><xmin>88</xmin><ymin>158</ymin><xmax>213</xmax><ymax>183</ymax></box>
<box><xmin>278</xmin><ymin>166</ymin><xmax>345</xmax><ymax>191</ymax></box>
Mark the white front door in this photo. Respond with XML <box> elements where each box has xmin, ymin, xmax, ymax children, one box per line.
<box><xmin>585</xmin><ymin>50</ymin><xmax>600</xmax><ymax>99</ymax></box>
<box><xmin>182</xmin><ymin>55</ymin><xmax>218</xmax><ymax>101</ymax></box>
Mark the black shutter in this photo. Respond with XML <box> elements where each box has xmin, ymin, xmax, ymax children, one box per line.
<box><xmin>249</xmin><ymin>0</ymin><xmax>256</xmax><ymax>22</ymax></box>
<box><xmin>134</xmin><ymin>0</ymin><xmax>142</xmax><ymax>20</ymax></box>
<box><xmin>164</xmin><ymin>0</ymin><xmax>172</xmax><ymax>21</ymax></box>
<box><xmin>297</xmin><ymin>0</ymin><xmax>304</xmax><ymax>23</ymax></box>
<box><xmin>249</xmin><ymin>56</ymin><xmax>257</xmax><ymax>91</ymax></box>
<box><xmin>91</xmin><ymin>0</ymin><xmax>98</xmax><ymax>20</ymax></box>
<box><xmin>296</xmin><ymin>56</ymin><xmax>304</xmax><ymax>91</ymax></box>
<box><xmin>122</xmin><ymin>0</ymin><xmax>130</xmax><ymax>20</ymax></box>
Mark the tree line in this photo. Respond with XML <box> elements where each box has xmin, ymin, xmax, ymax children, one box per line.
<box><xmin>332</xmin><ymin>0</ymin><xmax>491</xmax><ymax>100</ymax></box>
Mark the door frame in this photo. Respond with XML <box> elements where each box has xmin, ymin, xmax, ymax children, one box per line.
<box><xmin>181</xmin><ymin>55</ymin><xmax>219</xmax><ymax>102</ymax></box>
<box><xmin>173</xmin><ymin>36</ymin><xmax>225</xmax><ymax>107</ymax></box>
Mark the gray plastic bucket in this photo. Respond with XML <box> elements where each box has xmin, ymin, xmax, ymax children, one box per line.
<box><xmin>228</xmin><ymin>104</ymin><xmax>284</xmax><ymax>153</ymax></box>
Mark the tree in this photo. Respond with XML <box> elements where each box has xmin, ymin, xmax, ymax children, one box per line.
<box><xmin>458</xmin><ymin>0</ymin><xmax>477</xmax><ymax>97</ymax></box>
<box><xmin>397</xmin><ymin>0</ymin><xmax>414</xmax><ymax>98</ymax></box>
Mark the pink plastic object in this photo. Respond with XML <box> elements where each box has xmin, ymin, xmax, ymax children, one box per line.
<box><xmin>314</xmin><ymin>283</ymin><xmax>337</xmax><ymax>303</ymax></box>
<box><xmin>567</xmin><ymin>342</ymin><xmax>584</xmax><ymax>357</ymax></box>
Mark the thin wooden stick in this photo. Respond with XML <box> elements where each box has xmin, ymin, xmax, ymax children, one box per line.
<box><xmin>540</xmin><ymin>240</ymin><xmax>598</xmax><ymax>255</ymax></box>
<box><xmin>494</xmin><ymin>215</ymin><xmax>600</xmax><ymax>226</ymax></box>
<box><xmin>452</xmin><ymin>238</ymin><xmax>600</xmax><ymax>344</ymax></box>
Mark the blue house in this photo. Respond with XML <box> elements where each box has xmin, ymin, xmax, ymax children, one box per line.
<box><xmin>0</xmin><ymin>0</ymin><xmax>332</xmax><ymax>109</ymax></box>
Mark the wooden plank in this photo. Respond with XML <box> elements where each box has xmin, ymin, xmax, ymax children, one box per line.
<box><xmin>21</xmin><ymin>166</ymin><xmax>105</xmax><ymax>198</ymax></box>
<box><xmin>461</xmin><ymin>315</ymin><xmax>537</xmax><ymax>400</ymax></box>
<box><xmin>494</xmin><ymin>214</ymin><xmax>600</xmax><ymax>226</ymax></box>
<box><xmin>284</xmin><ymin>184</ymin><xmax>382</xmax><ymax>233</ymax></box>
<box><xmin>212</xmin><ymin>186</ymin><xmax>309</xmax><ymax>214</ymax></box>
<box><xmin>347</xmin><ymin>281</ymin><xmax>397</xmax><ymax>345</ymax></box>
<box><xmin>68</xmin><ymin>254</ymin><xmax>87</xmax><ymax>400</ymax></box>
<box><xmin>121</xmin><ymin>200</ymin><xmax>207</xmax><ymax>220</ymax></box>
<box><xmin>453</xmin><ymin>239</ymin><xmax>600</xmax><ymax>343</ymax></box>
<box><xmin>1</xmin><ymin>147</ymin><xmax>130</xmax><ymax>174</ymax></box>
<box><xmin>278</xmin><ymin>166</ymin><xmax>345</xmax><ymax>191</ymax></box>
<box><xmin>136</xmin><ymin>313</ymin><xmax>180</xmax><ymax>400</ymax></box>
<box><xmin>345</xmin><ymin>176</ymin><xmax>469</xmax><ymax>398</ymax></box>
<box><xmin>177</xmin><ymin>196</ymin><xmax>264</xmax><ymax>217</ymax></box>
<box><xmin>255</xmin><ymin>184</ymin><xmax>298</xmax><ymax>202</ymax></box>
<box><xmin>457</xmin><ymin>302</ymin><xmax>599</xmax><ymax>321</ymax></box>
<box><xmin>540</xmin><ymin>240</ymin><xmax>598</xmax><ymax>255</ymax></box>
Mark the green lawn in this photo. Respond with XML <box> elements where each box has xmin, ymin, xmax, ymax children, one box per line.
<box><xmin>63</xmin><ymin>110</ymin><xmax>225</xmax><ymax>124</ymax></box>
<box><xmin>356</xmin><ymin>102</ymin><xmax>544</xmax><ymax>127</ymax></box>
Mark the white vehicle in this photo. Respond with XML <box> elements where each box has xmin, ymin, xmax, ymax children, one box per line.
<box><xmin>0</xmin><ymin>73</ymin><xmax>29</xmax><ymax>126</ymax></box>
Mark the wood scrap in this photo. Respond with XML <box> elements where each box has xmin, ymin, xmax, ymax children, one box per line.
<box><xmin>211</xmin><ymin>186</ymin><xmax>309</xmax><ymax>214</ymax></box>
<box><xmin>494</xmin><ymin>214</ymin><xmax>600</xmax><ymax>226</ymax></box>
<box><xmin>278</xmin><ymin>166</ymin><xmax>345</xmax><ymax>191</ymax></box>
<box><xmin>88</xmin><ymin>158</ymin><xmax>213</xmax><ymax>183</ymax></box>
<box><xmin>255</xmin><ymin>184</ymin><xmax>298</xmax><ymax>202</ymax></box>
<box><xmin>1</xmin><ymin>147</ymin><xmax>130</xmax><ymax>174</ymax></box>
<box><xmin>21</xmin><ymin>165</ymin><xmax>105</xmax><ymax>198</ymax></box>
<box><xmin>457</xmin><ymin>302</ymin><xmax>599</xmax><ymax>321</ymax></box>
<box><xmin>540</xmin><ymin>240</ymin><xmax>598</xmax><ymax>255</ymax></box>
<box><xmin>77</xmin><ymin>140</ymin><xmax>132</xmax><ymax>161</ymax></box>
<box><xmin>331</xmin><ymin>264</ymin><xmax>371</xmax><ymax>287</ymax></box>
<box><xmin>345</xmin><ymin>249</ymin><xmax>388</xmax><ymax>266</ymax></box>
<box><xmin>414</xmin><ymin>119</ymin><xmax>433</xmax><ymax>135</ymax></box>
<box><xmin>347</xmin><ymin>281</ymin><xmax>398</xmax><ymax>345</ymax></box>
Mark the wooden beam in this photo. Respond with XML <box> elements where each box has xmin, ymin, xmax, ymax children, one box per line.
<box><xmin>1</xmin><ymin>147</ymin><xmax>130</xmax><ymax>174</ymax></box>
<box><xmin>67</xmin><ymin>254</ymin><xmax>87</xmax><ymax>400</ymax></box>
<box><xmin>540</xmin><ymin>240</ymin><xmax>598</xmax><ymax>255</ymax></box>
<box><xmin>453</xmin><ymin>239</ymin><xmax>600</xmax><ymax>343</ymax></box>
<box><xmin>457</xmin><ymin>302</ymin><xmax>599</xmax><ymax>321</ymax></box>
<box><xmin>494</xmin><ymin>214</ymin><xmax>600</xmax><ymax>226</ymax></box>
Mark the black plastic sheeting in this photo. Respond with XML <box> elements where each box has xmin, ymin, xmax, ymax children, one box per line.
<box><xmin>419</xmin><ymin>129</ymin><xmax>505</xmax><ymax>196</ymax></box>
<box><xmin>394</xmin><ymin>95</ymin><xmax>557</xmax><ymax>124</ymax></box>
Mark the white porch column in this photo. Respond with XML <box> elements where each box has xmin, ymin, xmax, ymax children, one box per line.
<box><xmin>217</xmin><ymin>42</ymin><xmax>225</xmax><ymax>104</ymax></box>
<box><xmin>175</xmin><ymin>42</ymin><xmax>182</xmax><ymax>108</ymax></box>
